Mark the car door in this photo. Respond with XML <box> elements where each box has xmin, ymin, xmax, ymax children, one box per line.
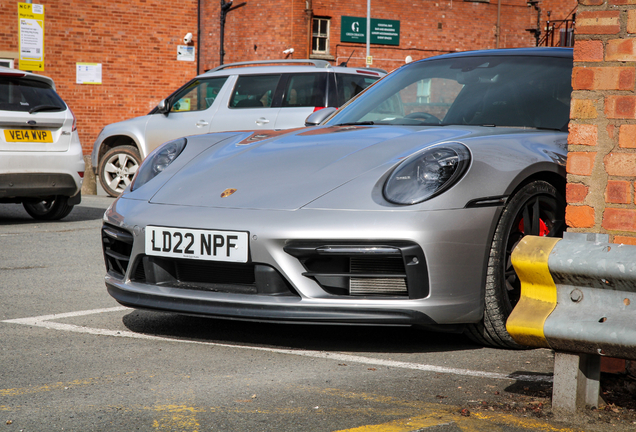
<box><xmin>144</xmin><ymin>76</ymin><xmax>230</xmax><ymax>153</ymax></box>
<box><xmin>209</xmin><ymin>74</ymin><xmax>282</xmax><ymax>132</ymax></box>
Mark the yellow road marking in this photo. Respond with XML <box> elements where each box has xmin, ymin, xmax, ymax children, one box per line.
<box><xmin>321</xmin><ymin>388</ymin><xmax>580</xmax><ymax>432</ymax></box>
<box><xmin>150</xmin><ymin>404</ymin><xmax>202</xmax><ymax>432</ymax></box>
<box><xmin>334</xmin><ymin>406</ymin><xmax>580</xmax><ymax>432</ymax></box>
<box><xmin>0</xmin><ymin>378</ymin><xmax>100</xmax><ymax>397</ymax></box>
<box><xmin>2</xmin><ymin>378</ymin><xmax>581</xmax><ymax>432</ymax></box>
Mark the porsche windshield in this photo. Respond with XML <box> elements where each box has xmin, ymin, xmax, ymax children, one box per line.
<box><xmin>329</xmin><ymin>54</ymin><xmax>573</xmax><ymax>131</ymax></box>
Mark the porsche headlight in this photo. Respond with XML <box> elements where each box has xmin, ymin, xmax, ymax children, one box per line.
<box><xmin>131</xmin><ymin>137</ymin><xmax>187</xmax><ymax>191</ymax></box>
<box><xmin>383</xmin><ymin>143</ymin><xmax>470</xmax><ymax>205</ymax></box>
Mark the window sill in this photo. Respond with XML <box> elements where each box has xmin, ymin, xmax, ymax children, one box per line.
<box><xmin>309</xmin><ymin>53</ymin><xmax>335</xmax><ymax>61</ymax></box>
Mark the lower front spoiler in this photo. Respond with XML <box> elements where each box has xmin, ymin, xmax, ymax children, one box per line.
<box><xmin>106</xmin><ymin>280</ymin><xmax>439</xmax><ymax>327</ymax></box>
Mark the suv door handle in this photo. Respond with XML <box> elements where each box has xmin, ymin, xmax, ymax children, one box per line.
<box><xmin>255</xmin><ymin>117</ymin><xmax>270</xmax><ymax>126</ymax></box>
<box><xmin>196</xmin><ymin>120</ymin><xmax>209</xmax><ymax>128</ymax></box>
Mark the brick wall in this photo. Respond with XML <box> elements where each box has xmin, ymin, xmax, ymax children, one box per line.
<box><xmin>568</xmin><ymin>0</ymin><xmax>636</xmax><ymax>244</ymax></box>
<box><xmin>0</xmin><ymin>0</ymin><xmax>198</xmax><ymax>158</ymax></box>
<box><xmin>0</xmin><ymin>0</ymin><xmax>576</xmax><ymax>193</ymax></box>
<box><xmin>202</xmin><ymin>0</ymin><xmax>578</xmax><ymax>73</ymax></box>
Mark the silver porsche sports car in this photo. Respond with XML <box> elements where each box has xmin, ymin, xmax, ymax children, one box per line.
<box><xmin>102</xmin><ymin>48</ymin><xmax>572</xmax><ymax>348</ymax></box>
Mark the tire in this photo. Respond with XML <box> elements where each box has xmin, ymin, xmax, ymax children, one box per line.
<box><xmin>23</xmin><ymin>196</ymin><xmax>74</xmax><ymax>220</ymax></box>
<box><xmin>98</xmin><ymin>145</ymin><xmax>142</xmax><ymax>197</ymax></box>
<box><xmin>465</xmin><ymin>180</ymin><xmax>565</xmax><ymax>348</ymax></box>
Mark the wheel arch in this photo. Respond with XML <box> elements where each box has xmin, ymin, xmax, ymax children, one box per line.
<box><xmin>97</xmin><ymin>134</ymin><xmax>143</xmax><ymax>164</ymax></box>
<box><xmin>504</xmin><ymin>162</ymin><xmax>566</xmax><ymax>200</ymax></box>
<box><xmin>465</xmin><ymin>170</ymin><xmax>566</xmax><ymax>349</ymax></box>
<box><xmin>472</xmin><ymin>166</ymin><xmax>567</xmax><ymax>321</ymax></box>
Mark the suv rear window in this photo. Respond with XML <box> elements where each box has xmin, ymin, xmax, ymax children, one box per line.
<box><xmin>335</xmin><ymin>74</ymin><xmax>379</xmax><ymax>107</ymax></box>
<box><xmin>281</xmin><ymin>73</ymin><xmax>327</xmax><ymax>107</ymax></box>
<box><xmin>0</xmin><ymin>76</ymin><xmax>66</xmax><ymax>113</ymax></box>
<box><xmin>230</xmin><ymin>74</ymin><xmax>282</xmax><ymax>109</ymax></box>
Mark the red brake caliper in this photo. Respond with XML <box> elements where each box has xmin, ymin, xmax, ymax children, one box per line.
<box><xmin>518</xmin><ymin>218</ymin><xmax>549</xmax><ymax>236</ymax></box>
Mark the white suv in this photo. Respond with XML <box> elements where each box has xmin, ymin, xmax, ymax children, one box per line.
<box><xmin>91</xmin><ymin>60</ymin><xmax>385</xmax><ymax>196</ymax></box>
<box><xmin>0</xmin><ymin>67</ymin><xmax>84</xmax><ymax>220</ymax></box>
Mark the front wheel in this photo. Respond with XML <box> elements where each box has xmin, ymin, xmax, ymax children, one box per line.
<box><xmin>23</xmin><ymin>196</ymin><xmax>74</xmax><ymax>220</ymax></box>
<box><xmin>98</xmin><ymin>145</ymin><xmax>141</xmax><ymax>197</ymax></box>
<box><xmin>465</xmin><ymin>180</ymin><xmax>565</xmax><ymax>348</ymax></box>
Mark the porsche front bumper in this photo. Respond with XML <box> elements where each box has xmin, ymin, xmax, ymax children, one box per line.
<box><xmin>102</xmin><ymin>196</ymin><xmax>501</xmax><ymax>328</ymax></box>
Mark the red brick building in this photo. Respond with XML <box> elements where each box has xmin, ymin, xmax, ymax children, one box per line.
<box><xmin>0</xmin><ymin>0</ymin><xmax>576</xmax><ymax>192</ymax></box>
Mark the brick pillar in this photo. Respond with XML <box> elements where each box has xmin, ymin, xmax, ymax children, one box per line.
<box><xmin>568</xmin><ymin>0</ymin><xmax>636</xmax><ymax>245</ymax></box>
<box><xmin>569</xmin><ymin>0</ymin><xmax>636</xmax><ymax>376</ymax></box>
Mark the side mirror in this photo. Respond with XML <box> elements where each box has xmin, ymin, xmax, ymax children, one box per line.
<box><xmin>156</xmin><ymin>99</ymin><xmax>170</xmax><ymax>115</ymax></box>
<box><xmin>305</xmin><ymin>107</ymin><xmax>337</xmax><ymax>126</ymax></box>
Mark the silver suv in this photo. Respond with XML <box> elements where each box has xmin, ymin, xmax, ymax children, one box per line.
<box><xmin>0</xmin><ymin>67</ymin><xmax>84</xmax><ymax>220</ymax></box>
<box><xmin>91</xmin><ymin>60</ymin><xmax>385</xmax><ymax>196</ymax></box>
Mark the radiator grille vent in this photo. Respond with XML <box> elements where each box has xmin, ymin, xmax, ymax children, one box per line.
<box><xmin>284</xmin><ymin>242</ymin><xmax>428</xmax><ymax>299</ymax></box>
<box><xmin>350</xmin><ymin>257</ymin><xmax>407</xmax><ymax>295</ymax></box>
<box><xmin>101</xmin><ymin>224</ymin><xmax>134</xmax><ymax>280</ymax></box>
<box><xmin>131</xmin><ymin>256</ymin><xmax>297</xmax><ymax>297</ymax></box>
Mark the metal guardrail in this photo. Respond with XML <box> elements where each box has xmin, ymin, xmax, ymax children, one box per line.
<box><xmin>506</xmin><ymin>233</ymin><xmax>636</xmax><ymax>412</ymax></box>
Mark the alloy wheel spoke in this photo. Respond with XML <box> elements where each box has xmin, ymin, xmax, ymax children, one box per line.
<box><xmin>108</xmin><ymin>176</ymin><xmax>123</xmax><ymax>190</ymax></box>
<box><xmin>104</xmin><ymin>162</ymin><xmax>119</xmax><ymax>174</ymax></box>
<box><xmin>117</xmin><ymin>154</ymin><xmax>129</xmax><ymax>166</ymax></box>
<box><xmin>531</xmin><ymin>197</ymin><xmax>540</xmax><ymax>235</ymax></box>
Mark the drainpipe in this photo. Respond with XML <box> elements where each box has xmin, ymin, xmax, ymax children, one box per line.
<box><xmin>197</xmin><ymin>0</ymin><xmax>201</xmax><ymax>74</ymax></box>
<box><xmin>496</xmin><ymin>0</ymin><xmax>501</xmax><ymax>48</ymax></box>
<box><xmin>220</xmin><ymin>0</ymin><xmax>247</xmax><ymax>65</ymax></box>
<box><xmin>306</xmin><ymin>0</ymin><xmax>313</xmax><ymax>58</ymax></box>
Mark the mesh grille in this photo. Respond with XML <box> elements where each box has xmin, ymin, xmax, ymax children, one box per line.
<box><xmin>101</xmin><ymin>224</ymin><xmax>133</xmax><ymax>280</ymax></box>
<box><xmin>350</xmin><ymin>257</ymin><xmax>407</xmax><ymax>295</ymax></box>
<box><xmin>130</xmin><ymin>256</ymin><xmax>297</xmax><ymax>296</ymax></box>
<box><xmin>175</xmin><ymin>260</ymin><xmax>256</xmax><ymax>285</ymax></box>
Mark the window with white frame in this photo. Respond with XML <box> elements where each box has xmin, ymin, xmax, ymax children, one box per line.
<box><xmin>0</xmin><ymin>59</ymin><xmax>15</xmax><ymax>68</ymax></box>
<box><xmin>312</xmin><ymin>18</ymin><xmax>330</xmax><ymax>55</ymax></box>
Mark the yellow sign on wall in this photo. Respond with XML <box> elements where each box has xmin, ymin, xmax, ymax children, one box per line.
<box><xmin>18</xmin><ymin>3</ymin><xmax>45</xmax><ymax>71</ymax></box>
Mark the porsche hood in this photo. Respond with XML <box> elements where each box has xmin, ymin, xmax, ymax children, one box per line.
<box><xmin>147</xmin><ymin>126</ymin><xmax>477</xmax><ymax>210</ymax></box>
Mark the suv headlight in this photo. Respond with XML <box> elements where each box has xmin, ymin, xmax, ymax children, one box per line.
<box><xmin>383</xmin><ymin>142</ymin><xmax>470</xmax><ymax>205</ymax></box>
<box><xmin>131</xmin><ymin>138</ymin><xmax>187</xmax><ymax>191</ymax></box>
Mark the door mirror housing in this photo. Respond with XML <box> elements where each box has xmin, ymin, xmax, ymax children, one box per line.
<box><xmin>156</xmin><ymin>99</ymin><xmax>170</xmax><ymax>115</ymax></box>
<box><xmin>305</xmin><ymin>107</ymin><xmax>337</xmax><ymax>126</ymax></box>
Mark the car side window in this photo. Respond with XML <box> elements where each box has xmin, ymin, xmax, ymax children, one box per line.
<box><xmin>281</xmin><ymin>73</ymin><xmax>327</xmax><ymax>108</ymax></box>
<box><xmin>229</xmin><ymin>74</ymin><xmax>282</xmax><ymax>109</ymax></box>
<box><xmin>170</xmin><ymin>76</ymin><xmax>228</xmax><ymax>113</ymax></box>
<box><xmin>335</xmin><ymin>74</ymin><xmax>379</xmax><ymax>107</ymax></box>
<box><xmin>399</xmin><ymin>78</ymin><xmax>463</xmax><ymax>120</ymax></box>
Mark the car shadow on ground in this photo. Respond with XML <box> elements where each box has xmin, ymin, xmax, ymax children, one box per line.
<box><xmin>121</xmin><ymin>309</ymin><xmax>478</xmax><ymax>354</ymax></box>
<box><xmin>0</xmin><ymin>204</ymin><xmax>108</xmax><ymax>225</ymax></box>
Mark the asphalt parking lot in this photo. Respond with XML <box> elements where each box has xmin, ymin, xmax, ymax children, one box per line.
<box><xmin>1</xmin><ymin>195</ymin><xmax>635</xmax><ymax>431</ymax></box>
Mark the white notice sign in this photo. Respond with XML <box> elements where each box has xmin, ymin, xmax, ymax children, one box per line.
<box><xmin>177</xmin><ymin>45</ymin><xmax>195</xmax><ymax>62</ymax></box>
<box><xmin>76</xmin><ymin>63</ymin><xmax>102</xmax><ymax>84</ymax></box>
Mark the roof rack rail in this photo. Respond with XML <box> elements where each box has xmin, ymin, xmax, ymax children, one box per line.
<box><xmin>207</xmin><ymin>59</ymin><xmax>332</xmax><ymax>72</ymax></box>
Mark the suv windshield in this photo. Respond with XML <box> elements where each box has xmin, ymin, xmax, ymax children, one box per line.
<box><xmin>329</xmin><ymin>54</ymin><xmax>573</xmax><ymax>131</ymax></box>
<box><xmin>0</xmin><ymin>76</ymin><xmax>66</xmax><ymax>113</ymax></box>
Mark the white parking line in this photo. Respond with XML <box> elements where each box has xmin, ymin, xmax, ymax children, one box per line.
<box><xmin>2</xmin><ymin>307</ymin><xmax>552</xmax><ymax>383</ymax></box>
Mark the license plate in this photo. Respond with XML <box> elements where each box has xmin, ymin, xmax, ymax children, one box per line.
<box><xmin>4</xmin><ymin>129</ymin><xmax>53</xmax><ymax>143</ymax></box>
<box><xmin>145</xmin><ymin>226</ymin><xmax>249</xmax><ymax>263</ymax></box>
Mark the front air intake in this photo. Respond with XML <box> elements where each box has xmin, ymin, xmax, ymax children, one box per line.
<box><xmin>284</xmin><ymin>241</ymin><xmax>428</xmax><ymax>299</ymax></box>
<box><xmin>350</xmin><ymin>257</ymin><xmax>408</xmax><ymax>295</ymax></box>
<box><xmin>101</xmin><ymin>224</ymin><xmax>134</xmax><ymax>279</ymax></box>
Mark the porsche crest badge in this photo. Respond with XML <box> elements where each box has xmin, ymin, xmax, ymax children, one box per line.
<box><xmin>220</xmin><ymin>188</ymin><xmax>237</xmax><ymax>198</ymax></box>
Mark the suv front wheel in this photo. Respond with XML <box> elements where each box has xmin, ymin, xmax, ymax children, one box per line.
<box><xmin>98</xmin><ymin>145</ymin><xmax>142</xmax><ymax>197</ymax></box>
